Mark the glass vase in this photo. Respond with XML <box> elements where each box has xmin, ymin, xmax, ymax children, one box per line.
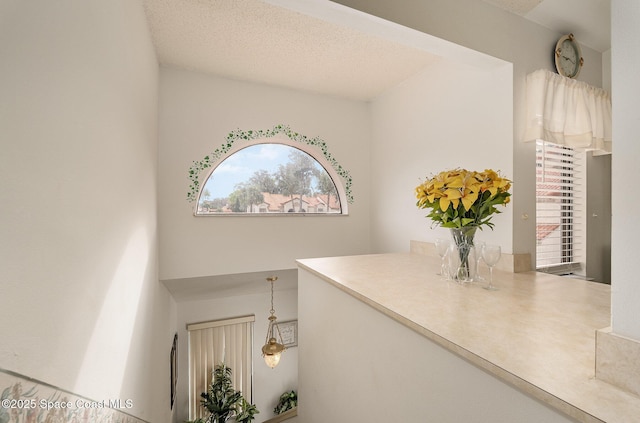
<box><xmin>448</xmin><ymin>226</ymin><xmax>478</xmax><ymax>283</ymax></box>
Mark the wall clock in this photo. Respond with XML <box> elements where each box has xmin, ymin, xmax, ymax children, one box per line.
<box><xmin>555</xmin><ymin>33</ymin><xmax>583</xmax><ymax>78</ymax></box>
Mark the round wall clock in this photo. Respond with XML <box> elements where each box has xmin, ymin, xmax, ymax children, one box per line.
<box><xmin>555</xmin><ymin>33</ymin><xmax>583</xmax><ymax>78</ymax></box>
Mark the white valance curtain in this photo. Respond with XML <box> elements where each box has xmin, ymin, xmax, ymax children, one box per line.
<box><xmin>524</xmin><ymin>69</ymin><xmax>612</xmax><ymax>154</ymax></box>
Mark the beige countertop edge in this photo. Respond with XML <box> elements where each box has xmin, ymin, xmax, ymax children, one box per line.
<box><xmin>296</xmin><ymin>255</ymin><xmax>638</xmax><ymax>423</ymax></box>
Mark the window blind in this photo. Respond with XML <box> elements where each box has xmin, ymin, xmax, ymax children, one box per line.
<box><xmin>536</xmin><ymin>140</ymin><xmax>584</xmax><ymax>272</ymax></box>
<box><xmin>187</xmin><ymin>315</ymin><xmax>254</xmax><ymax>420</ymax></box>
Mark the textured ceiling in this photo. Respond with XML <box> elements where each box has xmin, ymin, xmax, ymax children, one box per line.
<box><xmin>143</xmin><ymin>0</ymin><xmax>610</xmax><ymax>102</ymax></box>
<box><xmin>143</xmin><ymin>0</ymin><xmax>440</xmax><ymax>101</ymax></box>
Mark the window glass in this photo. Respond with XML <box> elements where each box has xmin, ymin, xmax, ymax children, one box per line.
<box><xmin>196</xmin><ymin>143</ymin><xmax>342</xmax><ymax>215</ymax></box>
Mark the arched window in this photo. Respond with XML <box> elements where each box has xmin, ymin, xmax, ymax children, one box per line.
<box><xmin>188</xmin><ymin>125</ymin><xmax>352</xmax><ymax>216</ymax></box>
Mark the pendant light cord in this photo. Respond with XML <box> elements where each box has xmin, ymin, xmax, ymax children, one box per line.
<box><xmin>270</xmin><ymin>280</ymin><xmax>276</xmax><ymax>317</ymax></box>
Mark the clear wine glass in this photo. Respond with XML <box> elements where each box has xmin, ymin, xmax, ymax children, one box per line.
<box><xmin>435</xmin><ymin>238</ymin><xmax>450</xmax><ymax>278</ymax></box>
<box><xmin>481</xmin><ymin>244</ymin><xmax>501</xmax><ymax>291</ymax></box>
<box><xmin>474</xmin><ymin>241</ymin><xmax>485</xmax><ymax>282</ymax></box>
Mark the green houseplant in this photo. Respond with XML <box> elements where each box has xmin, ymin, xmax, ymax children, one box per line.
<box><xmin>186</xmin><ymin>363</ymin><xmax>258</xmax><ymax>423</ymax></box>
<box><xmin>235</xmin><ymin>398</ymin><xmax>260</xmax><ymax>423</ymax></box>
<box><xmin>273</xmin><ymin>390</ymin><xmax>297</xmax><ymax>415</ymax></box>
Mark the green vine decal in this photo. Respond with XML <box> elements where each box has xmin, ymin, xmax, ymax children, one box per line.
<box><xmin>187</xmin><ymin>124</ymin><xmax>353</xmax><ymax>204</ymax></box>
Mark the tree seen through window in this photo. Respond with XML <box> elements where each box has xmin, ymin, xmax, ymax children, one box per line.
<box><xmin>197</xmin><ymin>144</ymin><xmax>341</xmax><ymax>214</ymax></box>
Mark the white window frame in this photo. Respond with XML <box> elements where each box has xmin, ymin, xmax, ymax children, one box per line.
<box><xmin>187</xmin><ymin>125</ymin><xmax>353</xmax><ymax>216</ymax></box>
<box><xmin>195</xmin><ymin>138</ymin><xmax>348</xmax><ymax>216</ymax></box>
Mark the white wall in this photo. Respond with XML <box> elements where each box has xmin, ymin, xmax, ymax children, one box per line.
<box><xmin>298</xmin><ymin>268</ymin><xmax>577</xmax><ymax>423</ymax></box>
<box><xmin>332</xmin><ymin>0</ymin><xmax>604</xmax><ymax>268</ymax></box>
<box><xmin>370</xmin><ymin>60</ymin><xmax>513</xmax><ymax>253</ymax></box>
<box><xmin>0</xmin><ymin>1</ymin><xmax>176</xmax><ymax>422</ymax></box>
<box><xmin>610</xmin><ymin>1</ymin><xmax>640</xmax><ymax>339</ymax></box>
<box><xmin>176</xmin><ymin>289</ymin><xmax>298</xmax><ymax>423</ymax></box>
<box><xmin>158</xmin><ymin>67</ymin><xmax>372</xmax><ymax>281</ymax></box>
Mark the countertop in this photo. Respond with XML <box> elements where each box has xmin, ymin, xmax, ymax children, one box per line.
<box><xmin>297</xmin><ymin>252</ymin><xmax>640</xmax><ymax>423</ymax></box>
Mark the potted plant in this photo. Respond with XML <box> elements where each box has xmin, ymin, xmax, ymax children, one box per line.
<box><xmin>273</xmin><ymin>390</ymin><xmax>297</xmax><ymax>415</ymax></box>
<box><xmin>186</xmin><ymin>363</ymin><xmax>259</xmax><ymax>423</ymax></box>
<box><xmin>236</xmin><ymin>397</ymin><xmax>259</xmax><ymax>423</ymax></box>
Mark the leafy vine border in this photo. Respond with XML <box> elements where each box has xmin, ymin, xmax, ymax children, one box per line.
<box><xmin>187</xmin><ymin>124</ymin><xmax>354</xmax><ymax>204</ymax></box>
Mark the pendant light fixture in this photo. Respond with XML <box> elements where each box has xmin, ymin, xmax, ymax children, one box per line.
<box><xmin>262</xmin><ymin>276</ymin><xmax>286</xmax><ymax>368</ymax></box>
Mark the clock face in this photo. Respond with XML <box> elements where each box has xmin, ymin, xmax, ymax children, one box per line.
<box><xmin>561</xmin><ymin>40</ymin><xmax>577</xmax><ymax>71</ymax></box>
<box><xmin>555</xmin><ymin>35</ymin><xmax>582</xmax><ymax>78</ymax></box>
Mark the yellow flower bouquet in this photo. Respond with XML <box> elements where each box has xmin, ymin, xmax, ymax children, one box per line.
<box><xmin>415</xmin><ymin>169</ymin><xmax>511</xmax><ymax>282</ymax></box>
<box><xmin>415</xmin><ymin>168</ymin><xmax>511</xmax><ymax>230</ymax></box>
